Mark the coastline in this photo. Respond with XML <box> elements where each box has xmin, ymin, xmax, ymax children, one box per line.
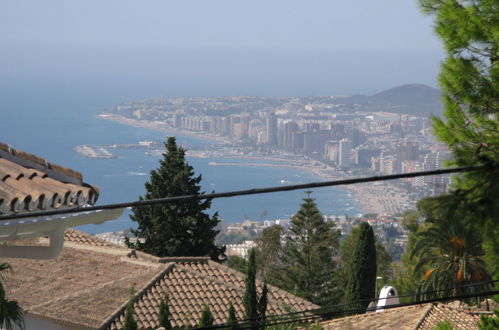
<box><xmin>97</xmin><ymin>113</ymin><xmax>411</xmax><ymax>216</ymax></box>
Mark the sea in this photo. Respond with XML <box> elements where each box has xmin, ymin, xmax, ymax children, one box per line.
<box><xmin>1</xmin><ymin>79</ymin><xmax>361</xmax><ymax>234</ymax></box>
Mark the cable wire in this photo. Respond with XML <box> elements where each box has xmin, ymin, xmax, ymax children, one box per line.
<box><xmin>1</xmin><ymin>163</ymin><xmax>496</xmax><ymax>220</ymax></box>
<box><xmin>214</xmin><ymin>279</ymin><xmax>498</xmax><ymax>328</ymax></box>
<box><xmin>197</xmin><ymin>289</ymin><xmax>499</xmax><ymax>330</ymax></box>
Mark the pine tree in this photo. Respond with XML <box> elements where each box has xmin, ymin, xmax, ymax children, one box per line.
<box><xmin>418</xmin><ymin>0</ymin><xmax>499</xmax><ymax>282</ymax></box>
<box><xmin>158</xmin><ymin>296</ymin><xmax>171</xmax><ymax>330</ymax></box>
<box><xmin>345</xmin><ymin>222</ymin><xmax>377</xmax><ymax>311</ymax></box>
<box><xmin>280</xmin><ymin>192</ymin><xmax>340</xmax><ymax>306</ymax></box>
<box><xmin>226</xmin><ymin>302</ymin><xmax>239</xmax><ymax>330</ymax></box>
<box><xmin>198</xmin><ymin>305</ymin><xmax>214</xmax><ymax>327</ymax></box>
<box><xmin>127</xmin><ymin>136</ymin><xmax>225</xmax><ymax>261</ymax></box>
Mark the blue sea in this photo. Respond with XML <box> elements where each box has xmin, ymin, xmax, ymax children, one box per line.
<box><xmin>1</xmin><ymin>80</ymin><xmax>360</xmax><ymax>234</ymax></box>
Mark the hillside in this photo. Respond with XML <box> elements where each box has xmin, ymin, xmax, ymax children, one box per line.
<box><xmin>338</xmin><ymin>84</ymin><xmax>443</xmax><ymax>117</ymax></box>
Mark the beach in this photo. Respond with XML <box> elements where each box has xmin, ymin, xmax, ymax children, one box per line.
<box><xmin>99</xmin><ymin>113</ymin><xmax>412</xmax><ymax>216</ymax></box>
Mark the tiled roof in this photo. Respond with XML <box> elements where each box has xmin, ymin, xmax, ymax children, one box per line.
<box><xmin>0</xmin><ymin>143</ymin><xmax>99</xmax><ymax>216</ymax></box>
<box><xmin>320</xmin><ymin>303</ymin><xmax>493</xmax><ymax>330</ymax></box>
<box><xmin>321</xmin><ymin>304</ymin><xmax>431</xmax><ymax>330</ymax></box>
<box><xmin>4</xmin><ymin>229</ymin><xmax>317</xmax><ymax>329</ymax></box>
<box><xmin>109</xmin><ymin>258</ymin><xmax>318</xmax><ymax>329</ymax></box>
<box><xmin>416</xmin><ymin>304</ymin><xmax>487</xmax><ymax>329</ymax></box>
<box><xmin>64</xmin><ymin>228</ymin><xmax>122</xmax><ymax>249</ymax></box>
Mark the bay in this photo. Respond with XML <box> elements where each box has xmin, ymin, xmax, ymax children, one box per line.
<box><xmin>0</xmin><ymin>80</ymin><xmax>360</xmax><ymax>234</ymax></box>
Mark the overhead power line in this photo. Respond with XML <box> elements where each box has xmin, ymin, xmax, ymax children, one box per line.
<box><xmin>204</xmin><ymin>279</ymin><xmax>499</xmax><ymax>328</ymax></box>
<box><xmin>197</xmin><ymin>289</ymin><xmax>499</xmax><ymax>330</ymax></box>
<box><xmin>1</xmin><ymin>163</ymin><xmax>497</xmax><ymax>221</ymax></box>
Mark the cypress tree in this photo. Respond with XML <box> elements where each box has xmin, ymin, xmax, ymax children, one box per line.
<box><xmin>198</xmin><ymin>305</ymin><xmax>214</xmax><ymax>327</ymax></box>
<box><xmin>345</xmin><ymin>222</ymin><xmax>377</xmax><ymax>311</ymax></box>
<box><xmin>158</xmin><ymin>296</ymin><xmax>171</xmax><ymax>330</ymax></box>
<box><xmin>280</xmin><ymin>192</ymin><xmax>340</xmax><ymax>305</ymax></box>
<box><xmin>123</xmin><ymin>298</ymin><xmax>138</xmax><ymax>330</ymax></box>
<box><xmin>226</xmin><ymin>302</ymin><xmax>239</xmax><ymax>330</ymax></box>
<box><xmin>257</xmin><ymin>282</ymin><xmax>268</xmax><ymax>323</ymax></box>
<box><xmin>243</xmin><ymin>249</ymin><xmax>258</xmax><ymax>330</ymax></box>
<box><xmin>127</xmin><ymin>136</ymin><xmax>225</xmax><ymax>261</ymax></box>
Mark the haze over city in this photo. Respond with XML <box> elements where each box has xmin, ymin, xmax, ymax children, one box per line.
<box><xmin>2</xmin><ymin>0</ymin><xmax>444</xmax><ymax>99</ymax></box>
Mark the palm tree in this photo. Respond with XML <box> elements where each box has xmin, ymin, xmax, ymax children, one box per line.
<box><xmin>410</xmin><ymin>197</ymin><xmax>491</xmax><ymax>300</ymax></box>
<box><xmin>0</xmin><ymin>263</ymin><xmax>24</xmax><ymax>330</ymax></box>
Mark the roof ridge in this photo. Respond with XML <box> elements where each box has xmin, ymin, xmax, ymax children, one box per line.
<box><xmin>133</xmin><ymin>252</ymin><xmax>210</xmax><ymax>264</ymax></box>
<box><xmin>412</xmin><ymin>303</ymin><xmax>435</xmax><ymax>330</ymax></box>
<box><xmin>434</xmin><ymin>303</ymin><xmax>494</xmax><ymax>315</ymax></box>
<box><xmin>0</xmin><ymin>142</ymin><xmax>83</xmax><ymax>185</ymax></box>
<box><xmin>99</xmin><ymin>263</ymin><xmax>176</xmax><ymax>330</ymax></box>
<box><xmin>207</xmin><ymin>260</ymin><xmax>320</xmax><ymax>308</ymax></box>
<box><xmin>65</xmin><ymin>228</ymin><xmax>124</xmax><ymax>249</ymax></box>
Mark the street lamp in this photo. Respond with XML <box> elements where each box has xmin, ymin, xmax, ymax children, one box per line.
<box><xmin>375</xmin><ymin>276</ymin><xmax>383</xmax><ymax>300</ymax></box>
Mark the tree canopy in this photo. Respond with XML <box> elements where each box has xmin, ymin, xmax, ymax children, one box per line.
<box><xmin>127</xmin><ymin>136</ymin><xmax>225</xmax><ymax>261</ymax></box>
<box><xmin>344</xmin><ymin>222</ymin><xmax>377</xmax><ymax>310</ymax></box>
<box><xmin>418</xmin><ymin>0</ymin><xmax>499</xmax><ymax>283</ymax></box>
<box><xmin>279</xmin><ymin>193</ymin><xmax>340</xmax><ymax>306</ymax></box>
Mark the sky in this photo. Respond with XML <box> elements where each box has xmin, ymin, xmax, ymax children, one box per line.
<box><xmin>1</xmin><ymin>0</ymin><xmax>445</xmax><ymax>97</ymax></box>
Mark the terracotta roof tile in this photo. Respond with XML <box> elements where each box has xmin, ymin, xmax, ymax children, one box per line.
<box><xmin>0</xmin><ymin>144</ymin><xmax>99</xmax><ymax>215</ymax></box>
<box><xmin>320</xmin><ymin>303</ymin><xmax>493</xmax><ymax>330</ymax></box>
<box><xmin>321</xmin><ymin>304</ymin><xmax>434</xmax><ymax>330</ymax></box>
<box><xmin>3</xmin><ymin>239</ymin><xmax>159</xmax><ymax>328</ymax></box>
<box><xmin>108</xmin><ymin>258</ymin><xmax>318</xmax><ymax>329</ymax></box>
<box><xmin>64</xmin><ymin>228</ymin><xmax>122</xmax><ymax>249</ymax></box>
<box><xmin>416</xmin><ymin>304</ymin><xmax>489</xmax><ymax>330</ymax></box>
<box><xmin>3</xmin><ymin>233</ymin><xmax>317</xmax><ymax>329</ymax></box>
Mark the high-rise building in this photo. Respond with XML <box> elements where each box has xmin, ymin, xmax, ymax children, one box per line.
<box><xmin>283</xmin><ymin>121</ymin><xmax>299</xmax><ymax>149</ymax></box>
<box><xmin>265</xmin><ymin>112</ymin><xmax>278</xmax><ymax>146</ymax></box>
<box><xmin>325</xmin><ymin>141</ymin><xmax>340</xmax><ymax>163</ymax></box>
<box><xmin>339</xmin><ymin>138</ymin><xmax>352</xmax><ymax>168</ymax></box>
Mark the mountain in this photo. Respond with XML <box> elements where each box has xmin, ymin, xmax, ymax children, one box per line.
<box><xmin>370</xmin><ymin>84</ymin><xmax>441</xmax><ymax>106</ymax></box>
<box><xmin>338</xmin><ymin>84</ymin><xmax>443</xmax><ymax>117</ymax></box>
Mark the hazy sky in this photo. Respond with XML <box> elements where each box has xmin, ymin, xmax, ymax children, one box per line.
<box><xmin>1</xmin><ymin>0</ymin><xmax>445</xmax><ymax>97</ymax></box>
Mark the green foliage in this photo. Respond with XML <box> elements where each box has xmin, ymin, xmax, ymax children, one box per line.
<box><xmin>158</xmin><ymin>296</ymin><xmax>171</xmax><ymax>330</ymax></box>
<box><xmin>434</xmin><ymin>320</ymin><xmax>454</xmax><ymax>330</ymax></box>
<box><xmin>418</xmin><ymin>0</ymin><xmax>499</xmax><ymax>286</ymax></box>
<box><xmin>243</xmin><ymin>249</ymin><xmax>268</xmax><ymax>330</ymax></box>
<box><xmin>409</xmin><ymin>196</ymin><xmax>491</xmax><ymax>300</ymax></box>
<box><xmin>127</xmin><ymin>136</ymin><xmax>225</xmax><ymax>261</ymax></box>
<box><xmin>0</xmin><ymin>263</ymin><xmax>24</xmax><ymax>330</ymax></box>
<box><xmin>226</xmin><ymin>302</ymin><xmax>239</xmax><ymax>330</ymax></box>
<box><xmin>244</xmin><ymin>249</ymin><xmax>259</xmax><ymax>330</ymax></box>
<box><xmin>255</xmin><ymin>225</ymin><xmax>284</xmax><ymax>282</ymax></box>
<box><xmin>123</xmin><ymin>297</ymin><xmax>138</xmax><ymax>330</ymax></box>
<box><xmin>478</xmin><ymin>310</ymin><xmax>499</xmax><ymax>330</ymax></box>
<box><xmin>226</xmin><ymin>255</ymin><xmax>248</xmax><ymax>274</ymax></box>
<box><xmin>279</xmin><ymin>194</ymin><xmax>341</xmax><ymax>306</ymax></box>
<box><xmin>339</xmin><ymin>224</ymin><xmax>393</xmax><ymax>298</ymax></box>
<box><xmin>198</xmin><ymin>305</ymin><xmax>214</xmax><ymax>327</ymax></box>
<box><xmin>344</xmin><ymin>222</ymin><xmax>377</xmax><ymax>311</ymax></box>
<box><xmin>392</xmin><ymin>210</ymin><xmax>428</xmax><ymax>302</ymax></box>
<box><xmin>257</xmin><ymin>282</ymin><xmax>268</xmax><ymax>322</ymax></box>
